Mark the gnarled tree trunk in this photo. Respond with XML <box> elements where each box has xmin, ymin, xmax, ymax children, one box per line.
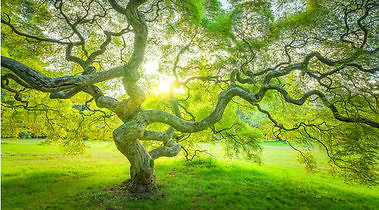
<box><xmin>113</xmin><ymin>112</ymin><xmax>156</xmax><ymax>192</ymax></box>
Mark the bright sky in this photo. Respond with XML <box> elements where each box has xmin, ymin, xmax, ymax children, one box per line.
<box><xmin>219</xmin><ymin>0</ymin><xmax>231</xmax><ymax>10</ymax></box>
<box><xmin>142</xmin><ymin>60</ymin><xmax>159</xmax><ymax>75</ymax></box>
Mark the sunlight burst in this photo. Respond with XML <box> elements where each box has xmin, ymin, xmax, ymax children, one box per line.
<box><xmin>156</xmin><ymin>79</ymin><xmax>172</xmax><ymax>94</ymax></box>
<box><xmin>153</xmin><ymin>79</ymin><xmax>186</xmax><ymax>95</ymax></box>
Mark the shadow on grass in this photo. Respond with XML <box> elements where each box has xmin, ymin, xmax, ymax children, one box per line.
<box><xmin>82</xmin><ymin>158</ymin><xmax>377</xmax><ymax>209</ymax></box>
<box><xmin>1</xmin><ymin>169</ymin><xmax>104</xmax><ymax>209</ymax></box>
<box><xmin>2</xmin><ymin>158</ymin><xmax>377</xmax><ymax>209</ymax></box>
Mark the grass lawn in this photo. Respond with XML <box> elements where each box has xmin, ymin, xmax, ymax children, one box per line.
<box><xmin>1</xmin><ymin>139</ymin><xmax>378</xmax><ymax>209</ymax></box>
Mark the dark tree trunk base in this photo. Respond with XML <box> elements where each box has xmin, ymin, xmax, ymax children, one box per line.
<box><xmin>114</xmin><ymin>178</ymin><xmax>157</xmax><ymax>194</ymax></box>
<box><xmin>102</xmin><ymin>179</ymin><xmax>163</xmax><ymax>202</ymax></box>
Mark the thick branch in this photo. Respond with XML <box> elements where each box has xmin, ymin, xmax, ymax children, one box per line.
<box><xmin>143</xmin><ymin>85</ymin><xmax>258</xmax><ymax>133</ymax></box>
<box><xmin>264</xmin><ymin>84</ymin><xmax>379</xmax><ymax>128</ymax></box>
<box><xmin>108</xmin><ymin>0</ymin><xmax>127</xmax><ymax>14</ymax></box>
<box><xmin>143</xmin><ymin>127</ymin><xmax>181</xmax><ymax>160</ymax></box>
<box><xmin>1</xmin><ymin>56</ymin><xmax>127</xmax><ymax>92</ymax></box>
<box><xmin>149</xmin><ymin>141</ymin><xmax>181</xmax><ymax>160</ymax></box>
<box><xmin>142</xmin><ymin>128</ymin><xmax>175</xmax><ymax>142</ymax></box>
<box><xmin>122</xmin><ymin>0</ymin><xmax>148</xmax><ymax>82</ymax></box>
<box><xmin>1</xmin><ymin>73</ymin><xmax>33</xmax><ymax>89</ymax></box>
<box><xmin>144</xmin><ymin>81</ymin><xmax>378</xmax><ymax>133</ymax></box>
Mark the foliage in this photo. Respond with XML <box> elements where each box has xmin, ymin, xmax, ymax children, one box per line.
<box><xmin>1</xmin><ymin>89</ymin><xmax>119</xmax><ymax>155</ymax></box>
<box><xmin>1</xmin><ymin>0</ymin><xmax>378</xmax><ymax>185</ymax></box>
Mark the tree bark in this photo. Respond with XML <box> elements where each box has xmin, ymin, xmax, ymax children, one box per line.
<box><xmin>113</xmin><ymin>112</ymin><xmax>156</xmax><ymax>192</ymax></box>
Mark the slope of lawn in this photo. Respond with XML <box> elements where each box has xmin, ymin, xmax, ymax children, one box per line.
<box><xmin>1</xmin><ymin>139</ymin><xmax>378</xmax><ymax>209</ymax></box>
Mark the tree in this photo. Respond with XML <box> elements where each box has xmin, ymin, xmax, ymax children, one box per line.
<box><xmin>1</xmin><ymin>0</ymin><xmax>378</xmax><ymax>191</ymax></box>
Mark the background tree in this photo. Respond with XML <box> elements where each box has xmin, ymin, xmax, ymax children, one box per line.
<box><xmin>1</xmin><ymin>0</ymin><xmax>378</xmax><ymax>191</ymax></box>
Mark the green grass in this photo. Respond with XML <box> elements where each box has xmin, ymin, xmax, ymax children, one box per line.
<box><xmin>1</xmin><ymin>139</ymin><xmax>378</xmax><ymax>209</ymax></box>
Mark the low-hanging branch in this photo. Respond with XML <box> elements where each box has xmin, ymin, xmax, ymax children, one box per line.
<box><xmin>1</xmin><ymin>56</ymin><xmax>127</xmax><ymax>92</ymax></box>
<box><xmin>143</xmin><ymin>84</ymin><xmax>378</xmax><ymax>134</ymax></box>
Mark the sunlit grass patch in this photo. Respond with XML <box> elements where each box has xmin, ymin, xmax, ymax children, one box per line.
<box><xmin>1</xmin><ymin>139</ymin><xmax>378</xmax><ymax>209</ymax></box>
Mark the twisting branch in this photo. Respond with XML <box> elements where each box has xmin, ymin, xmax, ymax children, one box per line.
<box><xmin>84</xmin><ymin>98</ymin><xmax>113</xmax><ymax>118</ymax></box>
<box><xmin>65</xmin><ymin>43</ymin><xmax>86</xmax><ymax>68</ymax></box>
<box><xmin>1</xmin><ymin>73</ymin><xmax>33</xmax><ymax>89</ymax></box>
<box><xmin>143</xmin><ymin>128</ymin><xmax>174</xmax><ymax>142</ymax></box>
<box><xmin>143</xmin><ymin>0</ymin><xmax>169</xmax><ymax>22</ymax></box>
<box><xmin>86</xmin><ymin>27</ymin><xmax>132</xmax><ymax>66</ymax></box>
<box><xmin>149</xmin><ymin>139</ymin><xmax>181</xmax><ymax>160</ymax></box>
<box><xmin>339</xmin><ymin>0</ymin><xmax>377</xmax><ymax>48</ymax></box>
<box><xmin>1</xmin><ymin>56</ymin><xmax>127</xmax><ymax>92</ymax></box>
<box><xmin>108</xmin><ymin>0</ymin><xmax>127</xmax><ymax>14</ymax></box>
<box><xmin>178</xmin><ymin>103</ymin><xmax>196</xmax><ymax>122</ymax></box>
<box><xmin>1</xmin><ymin>14</ymin><xmax>77</xmax><ymax>45</ymax></box>
<box><xmin>251</xmin><ymin>102</ymin><xmax>359</xmax><ymax>173</ymax></box>
<box><xmin>1</xmin><ymin>82</ymin><xmax>28</xmax><ymax>105</ymax></box>
<box><xmin>172</xmin><ymin>30</ymin><xmax>198</xmax><ymax>81</ymax></box>
<box><xmin>142</xmin><ymin>127</ymin><xmax>182</xmax><ymax>160</ymax></box>
<box><xmin>2</xmin><ymin>1</ymin><xmax>133</xmax><ymax>72</ymax></box>
<box><xmin>145</xmin><ymin>65</ymin><xmax>378</xmax><ymax>131</ymax></box>
<box><xmin>2</xmin><ymin>102</ymin><xmax>66</xmax><ymax>118</ymax></box>
<box><xmin>262</xmin><ymin>85</ymin><xmax>379</xmax><ymax>128</ymax></box>
<box><xmin>181</xmin><ymin>146</ymin><xmax>212</xmax><ymax>161</ymax></box>
<box><xmin>54</xmin><ymin>0</ymin><xmax>86</xmax><ymax>45</ymax></box>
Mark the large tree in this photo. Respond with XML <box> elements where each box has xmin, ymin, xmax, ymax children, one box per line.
<box><xmin>1</xmin><ymin>0</ymin><xmax>378</xmax><ymax>191</ymax></box>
